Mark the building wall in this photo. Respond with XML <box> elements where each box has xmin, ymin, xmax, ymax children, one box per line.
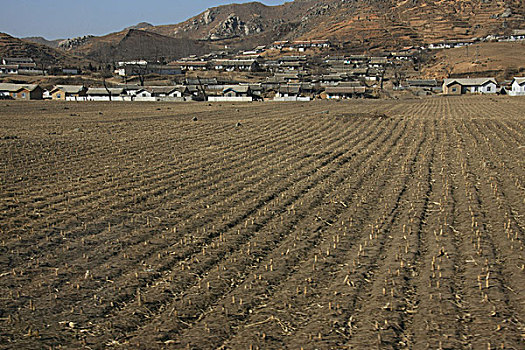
<box><xmin>10</xmin><ymin>89</ymin><xmax>33</xmax><ymax>100</ymax></box>
<box><xmin>208</xmin><ymin>96</ymin><xmax>253</xmax><ymax>102</ymax></box>
<box><xmin>469</xmin><ymin>83</ymin><xmax>496</xmax><ymax>94</ymax></box>
<box><xmin>509</xmin><ymin>82</ymin><xmax>525</xmax><ymax>96</ymax></box>
<box><xmin>444</xmin><ymin>83</ymin><xmax>462</xmax><ymax>95</ymax></box>
<box><xmin>52</xmin><ymin>91</ymin><xmax>66</xmax><ymax>100</ymax></box>
<box><xmin>87</xmin><ymin>96</ymin><xmax>126</xmax><ymax>101</ymax></box>
<box><xmin>30</xmin><ymin>88</ymin><xmax>43</xmax><ymax>100</ymax></box>
<box><xmin>66</xmin><ymin>96</ymin><xmax>88</xmax><ymax>101</ymax></box>
<box><xmin>480</xmin><ymin>83</ymin><xmax>497</xmax><ymax>94</ymax></box>
<box><xmin>273</xmin><ymin>96</ymin><xmax>310</xmax><ymax>102</ymax></box>
<box><xmin>326</xmin><ymin>93</ymin><xmax>356</xmax><ymax>99</ymax></box>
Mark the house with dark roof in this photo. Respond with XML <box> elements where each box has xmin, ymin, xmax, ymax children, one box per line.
<box><xmin>222</xmin><ymin>85</ymin><xmax>251</xmax><ymax>98</ymax></box>
<box><xmin>273</xmin><ymin>84</ymin><xmax>311</xmax><ymax>101</ymax></box>
<box><xmin>323</xmin><ymin>86</ymin><xmax>366</xmax><ymax>99</ymax></box>
<box><xmin>406</xmin><ymin>79</ymin><xmax>441</xmax><ymax>93</ymax></box>
<box><xmin>276</xmin><ymin>85</ymin><xmax>301</xmax><ymax>98</ymax></box>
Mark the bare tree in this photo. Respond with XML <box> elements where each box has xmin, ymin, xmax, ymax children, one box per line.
<box><xmin>103</xmin><ymin>78</ymin><xmax>112</xmax><ymax>102</ymax></box>
<box><xmin>130</xmin><ymin>63</ymin><xmax>149</xmax><ymax>86</ymax></box>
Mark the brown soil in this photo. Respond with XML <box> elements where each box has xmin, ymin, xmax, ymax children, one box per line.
<box><xmin>422</xmin><ymin>42</ymin><xmax>525</xmax><ymax>80</ymax></box>
<box><xmin>0</xmin><ymin>97</ymin><xmax>524</xmax><ymax>349</ymax></box>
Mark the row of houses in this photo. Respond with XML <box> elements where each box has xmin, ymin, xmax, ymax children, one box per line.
<box><xmin>0</xmin><ymin>57</ymin><xmax>44</xmax><ymax>75</ymax></box>
<box><xmin>0</xmin><ymin>81</ymin><xmax>368</xmax><ymax>102</ymax></box>
<box><xmin>271</xmin><ymin>40</ymin><xmax>332</xmax><ymax>51</ymax></box>
<box><xmin>0</xmin><ymin>83</ymin><xmax>44</xmax><ymax>100</ymax></box>
<box><xmin>426</xmin><ymin>31</ymin><xmax>525</xmax><ymax>50</ymax></box>
<box><xmin>49</xmin><ymin>85</ymin><xmax>188</xmax><ymax>101</ymax></box>
<box><xmin>398</xmin><ymin>77</ymin><xmax>525</xmax><ymax>96</ymax></box>
<box><xmin>2</xmin><ymin>77</ymin><xmax>524</xmax><ymax>101</ymax></box>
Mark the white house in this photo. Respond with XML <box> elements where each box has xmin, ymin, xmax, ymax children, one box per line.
<box><xmin>86</xmin><ymin>88</ymin><xmax>126</xmax><ymax>101</ymax></box>
<box><xmin>133</xmin><ymin>89</ymin><xmax>153</xmax><ymax>100</ymax></box>
<box><xmin>509</xmin><ymin>77</ymin><xmax>525</xmax><ymax>96</ymax></box>
<box><xmin>212</xmin><ymin>59</ymin><xmax>260</xmax><ymax>72</ymax></box>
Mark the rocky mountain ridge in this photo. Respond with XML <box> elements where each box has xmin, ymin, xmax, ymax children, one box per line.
<box><xmin>11</xmin><ymin>0</ymin><xmax>525</xmax><ymax>63</ymax></box>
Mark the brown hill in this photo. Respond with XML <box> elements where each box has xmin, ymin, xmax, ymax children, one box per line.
<box><xmin>22</xmin><ymin>36</ymin><xmax>63</xmax><ymax>49</ymax></box>
<box><xmin>25</xmin><ymin>0</ymin><xmax>525</xmax><ymax>62</ymax></box>
<box><xmin>127</xmin><ymin>0</ymin><xmax>525</xmax><ymax>49</ymax></box>
<box><xmin>70</xmin><ymin>29</ymin><xmax>216</xmax><ymax>62</ymax></box>
<box><xmin>0</xmin><ymin>33</ymin><xmax>88</xmax><ymax>67</ymax></box>
<box><xmin>294</xmin><ymin>0</ymin><xmax>525</xmax><ymax>47</ymax></box>
<box><xmin>421</xmin><ymin>41</ymin><xmax>525</xmax><ymax>80</ymax></box>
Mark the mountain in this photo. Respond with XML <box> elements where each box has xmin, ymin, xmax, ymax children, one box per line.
<box><xmin>125</xmin><ymin>22</ymin><xmax>154</xmax><ymax>31</ymax></box>
<box><xmin>23</xmin><ymin>36</ymin><xmax>63</xmax><ymax>48</ymax></box>
<box><xmin>0</xmin><ymin>33</ymin><xmax>87</xmax><ymax>66</ymax></box>
<box><xmin>67</xmin><ymin>29</ymin><xmax>215</xmax><ymax>62</ymax></box>
<box><xmin>122</xmin><ymin>0</ymin><xmax>525</xmax><ymax>47</ymax></box>
<box><xmin>44</xmin><ymin>0</ymin><xmax>525</xmax><ymax>61</ymax></box>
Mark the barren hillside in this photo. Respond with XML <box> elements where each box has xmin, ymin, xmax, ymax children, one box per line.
<box><xmin>422</xmin><ymin>41</ymin><xmax>525</xmax><ymax>79</ymax></box>
<box><xmin>69</xmin><ymin>29</ymin><xmax>215</xmax><ymax>62</ymax></box>
<box><xmin>62</xmin><ymin>0</ymin><xmax>525</xmax><ymax>61</ymax></box>
<box><xmin>0</xmin><ymin>33</ymin><xmax>87</xmax><ymax>67</ymax></box>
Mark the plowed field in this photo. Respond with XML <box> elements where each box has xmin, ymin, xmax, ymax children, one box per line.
<box><xmin>1</xmin><ymin>97</ymin><xmax>524</xmax><ymax>349</ymax></box>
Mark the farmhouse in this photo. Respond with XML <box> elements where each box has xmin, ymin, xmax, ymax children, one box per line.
<box><xmin>323</xmin><ymin>86</ymin><xmax>366</xmax><ymax>99</ymax></box>
<box><xmin>118</xmin><ymin>84</ymin><xmax>143</xmax><ymax>96</ymax></box>
<box><xmin>321</xmin><ymin>74</ymin><xmax>345</xmax><ymax>85</ymax></box>
<box><xmin>509</xmin><ymin>77</ymin><xmax>525</xmax><ymax>96</ymax></box>
<box><xmin>290</xmin><ymin>40</ymin><xmax>331</xmax><ymax>51</ymax></box>
<box><xmin>117</xmin><ymin>63</ymin><xmax>181</xmax><ymax>76</ymax></box>
<box><xmin>2</xmin><ymin>57</ymin><xmax>34</xmax><ymax>65</ymax></box>
<box><xmin>185</xmin><ymin>78</ymin><xmax>218</xmax><ymax>86</ymax></box>
<box><xmin>50</xmin><ymin>85</ymin><xmax>87</xmax><ymax>100</ymax></box>
<box><xmin>369</xmin><ymin>57</ymin><xmax>388</xmax><ymax>68</ymax></box>
<box><xmin>271</xmin><ymin>41</ymin><xmax>290</xmax><ymax>49</ymax></box>
<box><xmin>348</xmin><ymin>67</ymin><xmax>368</xmax><ymax>79</ymax></box>
<box><xmin>277</xmin><ymin>56</ymin><xmax>307</xmax><ymax>64</ymax></box>
<box><xmin>222</xmin><ymin>85</ymin><xmax>252</xmax><ymax>98</ymax></box>
<box><xmin>406</xmin><ymin>79</ymin><xmax>440</xmax><ymax>93</ymax></box>
<box><xmin>443</xmin><ymin>78</ymin><xmax>497</xmax><ymax>95</ymax></box>
<box><xmin>207</xmin><ymin>85</ymin><xmax>254</xmax><ymax>102</ymax></box>
<box><xmin>0</xmin><ymin>65</ymin><xmax>19</xmax><ymax>74</ymax></box>
<box><xmin>152</xmin><ymin>86</ymin><xmax>188</xmax><ymax>98</ymax></box>
<box><xmin>168</xmin><ymin>61</ymin><xmax>209</xmax><ymax>71</ymax></box>
<box><xmin>86</xmin><ymin>88</ymin><xmax>125</xmax><ymax>101</ymax></box>
<box><xmin>0</xmin><ymin>83</ymin><xmax>43</xmax><ymax>100</ymax></box>
<box><xmin>276</xmin><ymin>85</ymin><xmax>301</xmax><ymax>98</ymax></box>
<box><xmin>134</xmin><ymin>88</ymin><xmax>153</xmax><ymax>98</ymax></box>
<box><xmin>273</xmin><ymin>84</ymin><xmax>311</xmax><ymax>101</ymax></box>
<box><xmin>212</xmin><ymin>59</ymin><xmax>260</xmax><ymax>72</ymax></box>
<box><xmin>62</xmin><ymin>68</ymin><xmax>80</xmax><ymax>75</ymax></box>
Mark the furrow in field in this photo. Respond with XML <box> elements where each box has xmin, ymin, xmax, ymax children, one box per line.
<box><xmin>160</xmin><ymin>117</ymin><xmax>410</xmax><ymax>349</ymax></box>
<box><xmin>97</xmin><ymin>116</ymin><xmax>403</xmax><ymax>347</ymax></box>
<box><xmin>445</xmin><ymin>119</ymin><xmax>522</xmax><ymax>349</ymax></box>
<box><xmin>218</xmin><ymin>118</ymin><xmax>421</xmax><ymax>349</ymax></box>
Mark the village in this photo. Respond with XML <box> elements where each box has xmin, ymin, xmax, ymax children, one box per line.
<box><xmin>1</xmin><ymin>32</ymin><xmax>525</xmax><ymax>102</ymax></box>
